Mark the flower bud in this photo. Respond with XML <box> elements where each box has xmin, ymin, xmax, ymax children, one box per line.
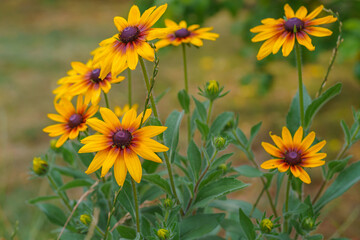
<box><xmin>213</xmin><ymin>136</ymin><xmax>228</xmax><ymax>151</ymax></box>
<box><xmin>164</xmin><ymin>198</ymin><xmax>173</xmax><ymax>208</ymax></box>
<box><xmin>50</xmin><ymin>139</ymin><xmax>58</xmax><ymax>150</ymax></box>
<box><xmin>206</xmin><ymin>80</ymin><xmax>219</xmax><ymax>95</ymax></box>
<box><xmin>302</xmin><ymin>217</ymin><xmax>315</xmax><ymax>231</ymax></box>
<box><xmin>260</xmin><ymin>218</ymin><xmax>273</xmax><ymax>233</ymax></box>
<box><xmin>157</xmin><ymin>229</ymin><xmax>170</xmax><ymax>240</ymax></box>
<box><xmin>32</xmin><ymin>157</ymin><xmax>49</xmax><ymax>176</ymax></box>
<box><xmin>217</xmin><ymin>163</ymin><xmax>227</xmax><ymax>171</ymax></box>
<box><xmin>80</xmin><ymin>214</ymin><xmax>92</xmax><ymax>226</ymax></box>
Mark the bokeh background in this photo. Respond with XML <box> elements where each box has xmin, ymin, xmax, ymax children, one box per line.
<box><xmin>1</xmin><ymin>0</ymin><xmax>360</xmax><ymax>239</ymax></box>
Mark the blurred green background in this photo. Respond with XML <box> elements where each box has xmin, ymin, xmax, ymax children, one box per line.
<box><xmin>0</xmin><ymin>0</ymin><xmax>360</xmax><ymax>239</ymax></box>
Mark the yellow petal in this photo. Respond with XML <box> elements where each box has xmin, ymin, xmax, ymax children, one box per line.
<box><xmin>137</xmin><ymin>42</ymin><xmax>155</xmax><ymax>62</ymax></box>
<box><xmin>137</xmin><ymin>138</ymin><xmax>169</xmax><ymax>152</ymax></box>
<box><xmin>296</xmin><ymin>32</ymin><xmax>315</xmax><ymax>51</ymax></box>
<box><xmin>284</xmin><ymin>4</ymin><xmax>295</xmax><ymax>19</ymax></box>
<box><xmin>282</xmin><ymin>33</ymin><xmax>295</xmax><ymax>57</ymax></box>
<box><xmin>261</xmin><ymin>142</ymin><xmax>284</xmax><ymax>158</ymax></box>
<box><xmin>86</xmin><ymin>118</ymin><xmax>112</xmax><ymax>135</ymax></box>
<box><xmin>114</xmin><ymin>153</ymin><xmax>127</xmax><ymax>186</ymax></box>
<box><xmin>85</xmin><ymin>150</ymin><xmax>108</xmax><ymax>174</ymax></box>
<box><xmin>133</xmin><ymin>126</ymin><xmax>167</xmax><ymax>138</ymax></box>
<box><xmin>114</xmin><ymin>16</ymin><xmax>128</xmax><ymax>32</ymax></box>
<box><xmin>68</xmin><ymin>128</ymin><xmax>79</xmax><ymax>140</ymax></box>
<box><xmin>260</xmin><ymin>159</ymin><xmax>283</xmax><ymax>169</ymax></box>
<box><xmin>121</xmin><ymin>108</ymin><xmax>137</xmax><ymax>129</ymax></box>
<box><xmin>295</xmin><ymin>6</ymin><xmax>308</xmax><ymax>19</ymax></box>
<box><xmin>278</xmin><ymin>162</ymin><xmax>289</xmax><ymax>172</ymax></box>
<box><xmin>101</xmin><ymin>147</ymin><xmax>119</xmax><ymax>177</ymax></box>
<box><xmin>56</xmin><ymin>132</ymin><xmax>70</xmax><ymax>147</ymax></box>
<box><xmin>128</xmin><ymin>5</ymin><xmax>140</xmax><ymax>25</ymax></box>
<box><xmin>302</xmin><ymin>152</ymin><xmax>327</xmax><ymax>162</ymax></box>
<box><xmin>270</xmin><ymin>133</ymin><xmax>286</xmax><ymax>152</ymax></box>
<box><xmin>305</xmin><ymin>27</ymin><xmax>333</xmax><ymax>37</ymax></box>
<box><xmin>139</xmin><ymin>6</ymin><xmax>157</xmax><ymax>25</ymax></box>
<box><xmin>272</xmin><ymin>32</ymin><xmax>289</xmax><ymax>54</ymax></box>
<box><xmin>130</xmin><ymin>108</ymin><xmax>152</xmax><ymax>130</ymax></box>
<box><xmin>164</xmin><ymin>19</ymin><xmax>177</xmax><ymax>27</ymax></box>
<box><xmin>71</xmin><ymin>61</ymin><xmax>90</xmax><ymax>74</ymax></box>
<box><xmin>303</xmin><ymin>140</ymin><xmax>326</xmax><ymax>155</ymax></box>
<box><xmin>281</xmin><ymin>127</ymin><xmax>293</xmax><ymax>149</ymax></box>
<box><xmin>100</xmin><ymin>108</ymin><xmax>121</xmax><ymax>132</ymax></box>
<box><xmin>301</xmin><ymin>160</ymin><xmax>325</xmax><ymax>168</ymax></box>
<box><xmin>155</xmin><ymin>39</ymin><xmax>171</xmax><ymax>49</ymax></box>
<box><xmin>47</xmin><ymin>114</ymin><xmax>66</xmax><ymax>123</ymax></box>
<box><xmin>256</xmin><ymin>34</ymin><xmax>279</xmax><ymax>60</ymax></box>
<box><xmin>298</xmin><ymin>167</ymin><xmax>311</xmax><ymax>184</ymax></box>
<box><xmin>293</xmin><ymin>126</ymin><xmax>303</xmax><ymax>148</ymax></box>
<box><xmin>290</xmin><ymin>165</ymin><xmax>301</xmax><ymax>177</ymax></box>
<box><xmin>78</xmin><ymin>142</ymin><xmax>110</xmax><ymax>153</ymax></box>
<box><xmin>251</xmin><ymin>30</ymin><xmax>283</xmax><ymax>42</ymax></box>
<box><xmin>307</xmin><ymin>16</ymin><xmax>337</xmax><ymax>26</ymax></box>
<box><xmin>304</xmin><ymin>5</ymin><xmax>323</xmax><ymax>21</ymax></box>
<box><xmin>145</xmin><ymin>4</ymin><xmax>167</xmax><ymax>28</ymax></box>
<box><xmin>124</xmin><ymin>148</ymin><xmax>142</xmax><ymax>183</ymax></box>
<box><xmin>131</xmin><ymin>145</ymin><xmax>163</xmax><ymax>163</ymax></box>
<box><xmin>299</xmin><ymin>131</ymin><xmax>315</xmax><ymax>152</ymax></box>
<box><xmin>190</xmin><ymin>37</ymin><xmax>203</xmax><ymax>47</ymax></box>
<box><xmin>126</xmin><ymin>46</ymin><xmax>138</xmax><ymax>70</ymax></box>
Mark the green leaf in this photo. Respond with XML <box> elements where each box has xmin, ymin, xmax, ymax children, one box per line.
<box><xmin>116</xmin><ymin>225</ymin><xmax>137</xmax><ymax>239</ymax></box>
<box><xmin>238</xmin><ymin>208</ymin><xmax>255</xmax><ymax>240</ymax></box>
<box><xmin>180</xmin><ymin>213</ymin><xmax>224</xmax><ymax>239</ymax></box>
<box><xmin>192</xmin><ymin>97</ymin><xmax>207</xmax><ymax>122</ymax></box>
<box><xmin>286</xmin><ymin>85</ymin><xmax>312</xmax><ymax>134</ymax></box>
<box><xmin>194</xmin><ymin>178</ymin><xmax>248</xmax><ymax>208</ymax></box>
<box><xmin>315</xmin><ymin>161</ymin><xmax>360</xmax><ymax>211</ymax></box>
<box><xmin>234</xmin><ymin>165</ymin><xmax>263</xmax><ymax>177</ymax></box>
<box><xmin>340</xmin><ymin>120</ymin><xmax>351</xmax><ymax>145</ymax></box>
<box><xmin>52</xmin><ymin>166</ymin><xmax>88</xmax><ymax>179</ymax></box>
<box><xmin>248</xmin><ymin>121</ymin><xmax>262</xmax><ymax>147</ymax></box>
<box><xmin>210</xmin><ymin>112</ymin><xmax>234</xmax><ymax>136</ymax></box>
<box><xmin>164</xmin><ymin>110</ymin><xmax>184</xmax><ymax>163</ymax></box>
<box><xmin>304</xmin><ymin>83</ymin><xmax>342</xmax><ymax>129</ymax></box>
<box><xmin>142</xmin><ymin>174</ymin><xmax>172</xmax><ymax>196</ymax></box>
<box><xmin>72</xmin><ymin>142</ymin><xmax>93</xmax><ymax>167</ymax></box>
<box><xmin>210</xmin><ymin>199</ymin><xmax>262</xmax><ymax>219</ymax></box>
<box><xmin>326</xmin><ymin>156</ymin><xmax>350</xmax><ymax>180</ymax></box>
<box><xmin>196</xmin><ymin>119</ymin><xmax>209</xmax><ymax>138</ymax></box>
<box><xmin>28</xmin><ymin>195</ymin><xmax>60</xmax><ymax>204</ymax></box>
<box><xmin>211</xmin><ymin>153</ymin><xmax>234</xmax><ymax>169</ymax></box>
<box><xmin>178</xmin><ymin>89</ymin><xmax>190</xmax><ymax>113</ymax></box>
<box><xmin>36</xmin><ymin>203</ymin><xmax>67</xmax><ymax>226</ymax></box>
<box><xmin>61</xmin><ymin>147</ymin><xmax>75</xmax><ymax>166</ymax></box>
<box><xmin>155</xmin><ymin>87</ymin><xmax>170</xmax><ymax>104</ymax></box>
<box><xmin>305</xmin><ymin>235</ymin><xmax>323</xmax><ymax>240</ymax></box>
<box><xmin>187</xmin><ymin>140</ymin><xmax>202</xmax><ymax>180</ymax></box>
<box><xmin>58</xmin><ymin>179</ymin><xmax>94</xmax><ymax>191</ymax></box>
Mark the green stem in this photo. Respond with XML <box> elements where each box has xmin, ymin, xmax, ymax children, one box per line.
<box><xmin>103</xmin><ymin>188</ymin><xmax>122</xmax><ymax>240</ymax></box>
<box><xmin>295</xmin><ymin>41</ymin><xmax>304</xmax><ymax>127</ymax></box>
<box><xmin>250</xmin><ymin>186</ymin><xmax>265</xmax><ymax>217</ymax></box>
<box><xmin>182</xmin><ymin>43</ymin><xmax>191</xmax><ymax>144</ymax></box>
<box><xmin>232</xmin><ymin>129</ymin><xmax>278</xmax><ymax>218</ymax></box>
<box><xmin>138</xmin><ymin>57</ymin><xmax>182</xmax><ymax>211</ymax></box>
<box><xmin>131</xmin><ymin>179</ymin><xmax>140</xmax><ymax>232</ymax></box>
<box><xmin>207</xmin><ymin>100</ymin><xmax>213</xmax><ymax>125</ymax></box>
<box><xmin>284</xmin><ymin>174</ymin><xmax>292</xmax><ymax>233</ymax></box>
<box><xmin>128</xmin><ymin>68</ymin><xmax>132</xmax><ymax>106</ymax></box>
<box><xmin>95</xmin><ymin>226</ymin><xmax>105</xmax><ymax>237</ymax></box>
<box><xmin>103</xmin><ymin>92</ymin><xmax>110</xmax><ymax>109</ymax></box>
<box><xmin>47</xmin><ymin>175</ymin><xmax>72</xmax><ymax>211</ymax></box>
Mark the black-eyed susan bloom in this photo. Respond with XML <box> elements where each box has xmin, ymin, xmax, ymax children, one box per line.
<box><xmin>57</xmin><ymin>60</ymin><xmax>125</xmax><ymax>105</ymax></box>
<box><xmin>155</xmin><ymin>19</ymin><xmax>219</xmax><ymax>49</ymax></box>
<box><xmin>251</xmin><ymin>4</ymin><xmax>337</xmax><ymax>60</ymax></box>
<box><xmin>43</xmin><ymin>96</ymin><xmax>98</xmax><ymax>147</ymax></box>
<box><xmin>79</xmin><ymin>108</ymin><xmax>168</xmax><ymax>186</ymax></box>
<box><xmin>93</xmin><ymin>4</ymin><xmax>168</xmax><ymax>79</ymax></box>
<box><xmin>261</xmin><ymin>126</ymin><xmax>326</xmax><ymax>184</ymax></box>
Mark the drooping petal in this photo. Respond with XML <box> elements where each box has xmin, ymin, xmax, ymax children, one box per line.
<box><xmin>101</xmin><ymin>147</ymin><xmax>119</xmax><ymax>177</ymax></box>
<box><xmin>290</xmin><ymin>165</ymin><xmax>301</xmax><ymax>177</ymax></box>
<box><xmin>272</xmin><ymin>32</ymin><xmax>289</xmax><ymax>54</ymax></box>
<box><xmin>256</xmin><ymin>34</ymin><xmax>280</xmax><ymax>60</ymax></box>
<box><xmin>85</xmin><ymin>150</ymin><xmax>109</xmax><ymax>174</ymax></box>
<box><xmin>56</xmin><ymin>132</ymin><xmax>70</xmax><ymax>147</ymax></box>
<box><xmin>298</xmin><ymin>167</ymin><xmax>311</xmax><ymax>184</ymax></box>
<box><xmin>282</xmin><ymin>33</ymin><xmax>295</xmax><ymax>57</ymax></box>
<box><xmin>114</xmin><ymin>152</ymin><xmax>127</xmax><ymax>186</ymax></box>
<box><xmin>296</xmin><ymin>32</ymin><xmax>315</xmax><ymax>51</ymax></box>
<box><xmin>131</xmin><ymin>145</ymin><xmax>163</xmax><ymax>163</ymax></box>
<box><xmin>137</xmin><ymin>42</ymin><xmax>155</xmax><ymax>61</ymax></box>
<box><xmin>124</xmin><ymin>148</ymin><xmax>142</xmax><ymax>183</ymax></box>
<box><xmin>68</xmin><ymin>128</ymin><xmax>79</xmax><ymax>140</ymax></box>
<box><xmin>278</xmin><ymin>162</ymin><xmax>289</xmax><ymax>172</ymax></box>
<box><xmin>126</xmin><ymin>46</ymin><xmax>138</xmax><ymax>70</ymax></box>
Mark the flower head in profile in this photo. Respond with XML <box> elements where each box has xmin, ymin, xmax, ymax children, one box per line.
<box><xmin>43</xmin><ymin>96</ymin><xmax>98</xmax><ymax>147</ymax></box>
<box><xmin>156</xmin><ymin>20</ymin><xmax>219</xmax><ymax>49</ymax></box>
<box><xmin>93</xmin><ymin>4</ymin><xmax>168</xmax><ymax>79</ymax></box>
<box><xmin>114</xmin><ymin>104</ymin><xmax>139</xmax><ymax>117</ymax></box>
<box><xmin>261</xmin><ymin>126</ymin><xmax>326</xmax><ymax>184</ymax></box>
<box><xmin>55</xmin><ymin>60</ymin><xmax>125</xmax><ymax>105</ymax></box>
<box><xmin>251</xmin><ymin>4</ymin><xmax>337</xmax><ymax>60</ymax></box>
<box><xmin>79</xmin><ymin>108</ymin><xmax>168</xmax><ymax>186</ymax></box>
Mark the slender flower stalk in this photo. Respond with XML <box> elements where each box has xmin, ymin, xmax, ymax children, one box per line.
<box><xmin>103</xmin><ymin>92</ymin><xmax>110</xmax><ymax>108</ymax></box>
<box><xmin>131</xmin><ymin>178</ymin><xmax>140</xmax><ymax>232</ymax></box>
<box><xmin>284</xmin><ymin>174</ymin><xmax>292</xmax><ymax>233</ymax></box>
<box><xmin>295</xmin><ymin>41</ymin><xmax>305</xmax><ymax>127</ymax></box>
<box><xmin>128</xmin><ymin>68</ymin><xmax>132</xmax><ymax>106</ymax></box>
<box><xmin>104</xmin><ymin>188</ymin><xmax>122</xmax><ymax>239</ymax></box>
<box><xmin>138</xmin><ymin>56</ymin><xmax>181</xmax><ymax>209</ymax></box>
<box><xmin>47</xmin><ymin>175</ymin><xmax>72</xmax><ymax>211</ymax></box>
<box><xmin>182</xmin><ymin>43</ymin><xmax>192</xmax><ymax>143</ymax></box>
<box><xmin>207</xmin><ymin>100</ymin><xmax>213</xmax><ymax>125</ymax></box>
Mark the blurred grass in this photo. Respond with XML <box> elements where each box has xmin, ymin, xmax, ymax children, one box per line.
<box><xmin>0</xmin><ymin>0</ymin><xmax>359</xmax><ymax>239</ymax></box>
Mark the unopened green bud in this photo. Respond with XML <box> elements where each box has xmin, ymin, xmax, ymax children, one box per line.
<box><xmin>157</xmin><ymin>229</ymin><xmax>170</xmax><ymax>240</ymax></box>
<box><xmin>33</xmin><ymin>157</ymin><xmax>49</xmax><ymax>176</ymax></box>
<box><xmin>260</xmin><ymin>218</ymin><xmax>273</xmax><ymax>233</ymax></box>
<box><xmin>164</xmin><ymin>198</ymin><xmax>173</xmax><ymax>208</ymax></box>
<box><xmin>50</xmin><ymin>139</ymin><xmax>58</xmax><ymax>150</ymax></box>
<box><xmin>214</xmin><ymin>136</ymin><xmax>228</xmax><ymax>151</ymax></box>
<box><xmin>218</xmin><ymin>163</ymin><xmax>227</xmax><ymax>171</ymax></box>
<box><xmin>302</xmin><ymin>217</ymin><xmax>315</xmax><ymax>231</ymax></box>
<box><xmin>207</xmin><ymin>80</ymin><xmax>219</xmax><ymax>95</ymax></box>
<box><xmin>80</xmin><ymin>214</ymin><xmax>92</xmax><ymax>226</ymax></box>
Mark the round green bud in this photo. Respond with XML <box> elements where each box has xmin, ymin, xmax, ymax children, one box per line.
<box><xmin>218</xmin><ymin>164</ymin><xmax>227</xmax><ymax>171</ymax></box>
<box><xmin>50</xmin><ymin>139</ymin><xmax>58</xmax><ymax>150</ymax></box>
<box><xmin>214</xmin><ymin>136</ymin><xmax>227</xmax><ymax>150</ymax></box>
<box><xmin>32</xmin><ymin>157</ymin><xmax>49</xmax><ymax>176</ymax></box>
<box><xmin>206</xmin><ymin>80</ymin><xmax>219</xmax><ymax>95</ymax></box>
<box><xmin>80</xmin><ymin>214</ymin><xmax>92</xmax><ymax>226</ymax></box>
<box><xmin>164</xmin><ymin>198</ymin><xmax>173</xmax><ymax>208</ymax></box>
<box><xmin>260</xmin><ymin>218</ymin><xmax>273</xmax><ymax>233</ymax></box>
<box><xmin>302</xmin><ymin>217</ymin><xmax>315</xmax><ymax>231</ymax></box>
<box><xmin>157</xmin><ymin>229</ymin><xmax>170</xmax><ymax>240</ymax></box>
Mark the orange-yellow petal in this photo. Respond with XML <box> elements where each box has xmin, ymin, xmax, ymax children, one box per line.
<box><xmin>101</xmin><ymin>147</ymin><xmax>119</xmax><ymax>177</ymax></box>
<box><xmin>262</xmin><ymin>142</ymin><xmax>284</xmax><ymax>158</ymax></box>
<box><xmin>114</xmin><ymin>153</ymin><xmax>127</xmax><ymax>186</ymax></box>
<box><xmin>124</xmin><ymin>148</ymin><xmax>142</xmax><ymax>183</ymax></box>
<box><xmin>284</xmin><ymin>4</ymin><xmax>295</xmax><ymax>19</ymax></box>
<box><xmin>85</xmin><ymin>150</ymin><xmax>109</xmax><ymax>174</ymax></box>
<box><xmin>298</xmin><ymin>167</ymin><xmax>311</xmax><ymax>184</ymax></box>
<box><xmin>261</xmin><ymin>159</ymin><xmax>283</xmax><ymax>169</ymax></box>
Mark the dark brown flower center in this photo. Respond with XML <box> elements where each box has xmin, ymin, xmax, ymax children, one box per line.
<box><xmin>284</xmin><ymin>17</ymin><xmax>304</xmax><ymax>32</ymax></box>
<box><xmin>285</xmin><ymin>151</ymin><xmax>302</xmax><ymax>165</ymax></box>
<box><xmin>175</xmin><ymin>28</ymin><xmax>191</xmax><ymax>38</ymax></box>
<box><xmin>68</xmin><ymin>113</ymin><xmax>83</xmax><ymax>128</ymax></box>
<box><xmin>90</xmin><ymin>69</ymin><xmax>101</xmax><ymax>83</ymax></box>
<box><xmin>119</xmin><ymin>26</ymin><xmax>140</xmax><ymax>43</ymax></box>
<box><xmin>113</xmin><ymin>130</ymin><xmax>132</xmax><ymax>148</ymax></box>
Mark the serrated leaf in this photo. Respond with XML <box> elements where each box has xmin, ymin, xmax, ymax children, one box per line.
<box><xmin>304</xmin><ymin>83</ymin><xmax>342</xmax><ymax>129</ymax></box>
<box><xmin>178</xmin><ymin>89</ymin><xmax>190</xmax><ymax>113</ymax></box>
<box><xmin>180</xmin><ymin>213</ymin><xmax>224</xmax><ymax>239</ymax></box>
<box><xmin>194</xmin><ymin>178</ymin><xmax>248</xmax><ymax>208</ymax></box>
<box><xmin>187</xmin><ymin>140</ymin><xmax>202</xmax><ymax>180</ymax></box>
<box><xmin>28</xmin><ymin>196</ymin><xmax>60</xmax><ymax>204</ymax></box>
<box><xmin>164</xmin><ymin>110</ymin><xmax>184</xmax><ymax>163</ymax></box>
<box><xmin>36</xmin><ymin>203</ymin><xmax>67</xmax><ymax>226</ymax></box>
<box><xmin>210</xmin><ymin>112</ymin><xmax>234</xmax><ymax>136</ymax></box>
<box><xmin>58</xmin><ymin>179</ymin><xmax>94</xmax><ymax>191</ymax></box>
<box><xmin>142</xmin><ymin>174</ymin><xmax>172</xmax><ymax>196</ymax></box>
<box><xmin>314</xmin><ymin>161</ymin><xmax>360</xmax><ymax>211</ymax></box>
<box><xmin>239</xmin><ymin>208</ymin><xmax>255</xmax><ymax>240</ymax></box>
<box><xmin>234</xmin><ymin>165</ymin><xmax>263</xmax><ymax>177</ymax></box>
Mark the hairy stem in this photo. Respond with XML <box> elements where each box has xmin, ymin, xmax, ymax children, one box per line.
<box><xmin>103</xmin><ymin>187</ymin><xmax>122</xmax><ymax>239</ymax></box>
